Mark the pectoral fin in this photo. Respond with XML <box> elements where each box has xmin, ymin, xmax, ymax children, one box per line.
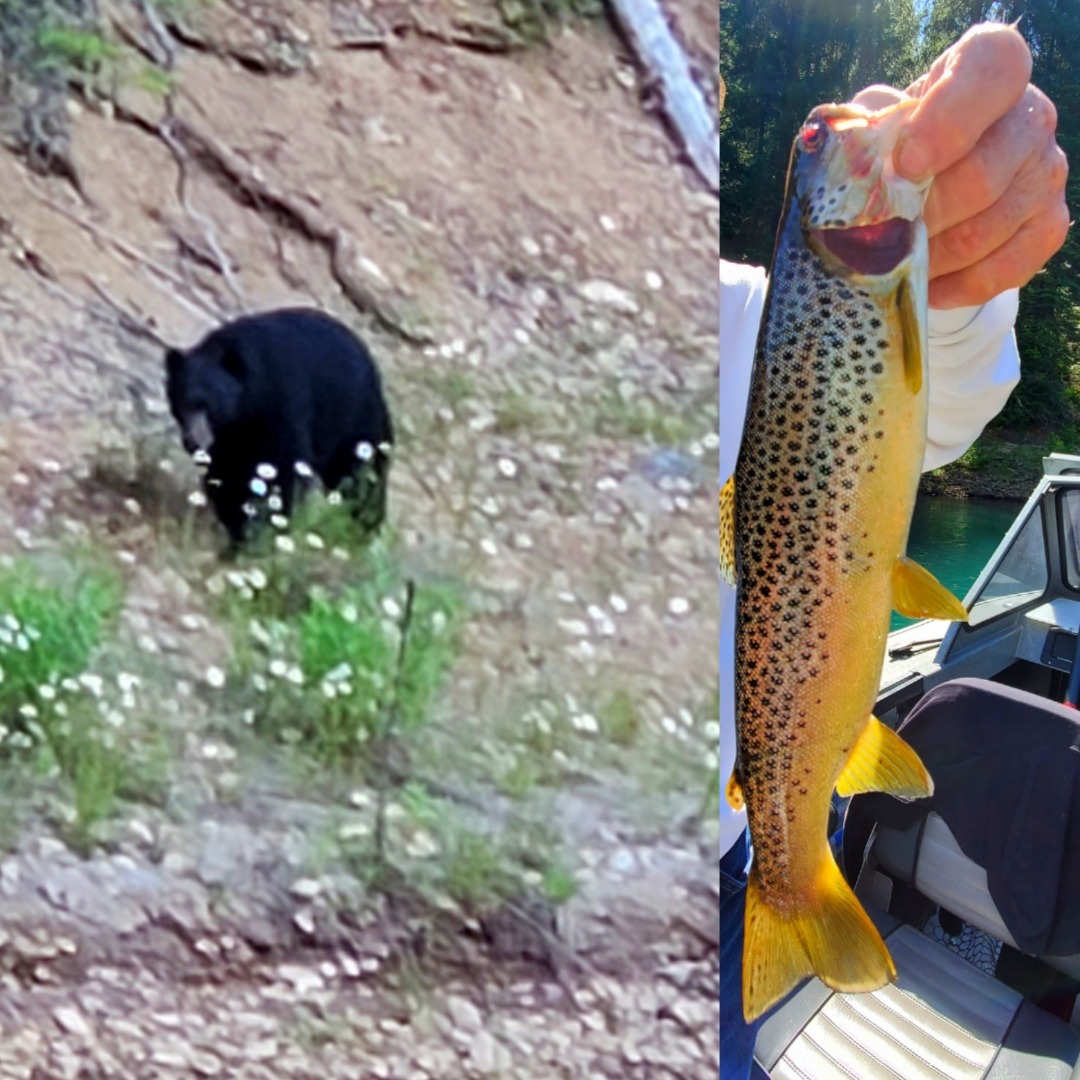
<box><xmin>726</xmin><ymin>771</ymin><xmax>745</xmax><ymax>811</ymax></box>
<box><xmin>720</xmin><ymin>476</ymin><xmax>736</xmax><ymax>586</ymax></box>
<box><xmin>898</xmin><ymin>276</ymin><xmax>922</xmax><ymax>396</ymax></box>
<box><xmin>892</xmin><ymin>555</ymin><xmax>969</xmax><ymax>622</ymax></box>
<box><xmin>835</xmin><ymin>716</ymin><xmax>933</xmax><ymax>799</ymax></box>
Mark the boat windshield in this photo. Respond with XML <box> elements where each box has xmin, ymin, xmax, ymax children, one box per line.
<box><xmin>1061</xmin><ymin>488</ymin><xmax>1080</xmax><ymax>591</ymax></box>
<box><xmin>967</xmin><ymin>501</ymin><xmax>1048</xmax><ymax>626</ymax></box>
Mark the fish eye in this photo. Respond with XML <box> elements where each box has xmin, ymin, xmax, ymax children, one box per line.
<box><xmin>800</xmin><ymin>121</ymin><xmax>827</xmax><ymax>154</ymax></box>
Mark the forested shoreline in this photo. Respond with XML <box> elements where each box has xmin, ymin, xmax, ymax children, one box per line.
<box><xmin>720</xmin><ymin>0</ymin><xmax>1080</xmax><ymax>477</ymax></box>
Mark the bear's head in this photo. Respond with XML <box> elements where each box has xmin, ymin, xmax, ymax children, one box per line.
<box><xmin>165</xmin><ymin>341</ymin><xmax>245</xmax><ymax>456</ymax></box>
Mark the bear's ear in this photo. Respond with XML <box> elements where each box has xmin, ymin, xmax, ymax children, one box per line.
<box><xmin>165</xmin><ymin>348</ymin><xmax>186</xmax><ymax>377</ymax></box>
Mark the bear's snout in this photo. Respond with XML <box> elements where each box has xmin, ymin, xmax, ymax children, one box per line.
<box><xmin>182</xmin><ymin>411</ymin><xmax>215</xmax><ymax>455</ymax></box>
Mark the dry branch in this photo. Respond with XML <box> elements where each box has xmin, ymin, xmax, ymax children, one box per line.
<box><xmin>166</xmin><ymin>115</ymin><xmax>435</xmax><ymax>344</ymax></box>
<box><xmin>606</xmin><ymin>0</ymin><xmax>719</xmax><ymax>192</ymax></box>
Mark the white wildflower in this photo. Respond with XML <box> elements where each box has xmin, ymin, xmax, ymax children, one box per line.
<box><xmin>355</xmin><ymin>442</ymin><xmax>374</xmax><ymax>462</ymax></box>
<box><xmin>325</xmin><ymin>663</ymin><xmax>353</xmax><ymax>683</ymax></box>
<box><xmin>79</xmin><ymin>673</ymin><xmax>105</xmax><ymax>697</ymax></box>
<box><xmin>256</xmin><ymin>463</ymin><xmax>278</xmax><ymax>481</ymax></box>
<box><xmin>249</xmin><ymin>478</ymin><xmax>268</xmax><ymax>498</ymax></box>
<box><xmin>117</xmin><ymin>672</ymin><xmax>140</xmax><ymax>694</ymax></box>
<box><xmin>188</xmin><ymin>491</ymin><xmax>208</xmax><ymax>508</ymax></box>
<box><xmin>205</xmin><ymin>666</ymin><xmax>226</xmax><ymax>689</ymax></box>
<box><xmin>275</xmin><ymin>536</ymin><xmax>296</xmax><ymax>554</ymax></box>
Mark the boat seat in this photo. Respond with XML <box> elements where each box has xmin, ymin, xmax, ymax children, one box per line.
<box><xmin>754</xmin><ymin>677</ymin><xmax>1080</xmax><ymax>1077</ymax></box>
<box><xmin>876</xmin><ymin>811</ymin><xmax>1080</xmax><ymax>983</ymax></box>
<box><xmin>754</xmin><ymin>909</ymin><xmax>1080</xmax><ymax>1079</ymax></box>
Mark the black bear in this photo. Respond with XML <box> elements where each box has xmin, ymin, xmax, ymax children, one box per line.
<box><xmin>165</xmin><ymin>308</ymin><xmax>393</xmax><ymax>544</ymax></box>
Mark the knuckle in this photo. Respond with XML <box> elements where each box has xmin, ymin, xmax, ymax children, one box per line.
<box><xmin>1047</xmin><ymin>144</ymin><xmax>1069</xmax><ymax>192</ymax></box>
<box><xmin>1048</xmin><ymin>203</ymin><xmax>1072</xmax><ymax>252</ymax></box>
<box><xmin>1026</xmin><ymin>85</ymin><xmax>1059</xmax><ymax>135</ymax></box>
<box><xmin>941</xmin><ymin>219</ymin><xmax>986</xmax><ymax>267</ymax></box>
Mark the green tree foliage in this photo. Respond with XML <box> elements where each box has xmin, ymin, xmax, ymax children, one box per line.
<box><xmin>721</xmin><ymin>0</ymin><xmax>1080</xmax><ymax>437</ymax></box>
<box><xmin>720</xmin><ymin>0</ymin><xmax>922</xmax><ymax>265</ymax></box>
<box><xmin>994</xmin><ymin>0</ymin><xmax>1080</xmax><ymax>429</ymax></box>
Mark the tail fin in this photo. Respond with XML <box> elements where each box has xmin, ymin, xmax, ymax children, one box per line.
<box><xmin>742</xmin><ymin>856</ymin><xmax>896</xmax><ymax>1021</ymax></box>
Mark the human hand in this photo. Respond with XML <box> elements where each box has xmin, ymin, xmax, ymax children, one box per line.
<box><xmin>853</xmin><ymin>22</ymin><xmax>1069</xmax><ymax>309</ymax></box>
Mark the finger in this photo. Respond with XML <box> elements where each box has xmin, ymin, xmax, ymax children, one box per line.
<box><xmin>928</xmin><ymin>141</ymin><xmax>1068</xmax><ymax>278</ymax></box>
<box><xmin>928</xmin><ymin>201</ymin><xmax>1071</xmax><ymax>309</ymax></box>
<box><xmin>896</xmin><ymin>23</ymin><xmax>1032</xmax><ymax>181</ymax></box>
<box><xmin>923</xmin><ymin>86</ymin><xmax>1058</xmax><ymax>237</ymax></box>
<box><xmin>850</xmin><ymin>84</ymin><xmax>905</xmax><ymax>112</ymax></box>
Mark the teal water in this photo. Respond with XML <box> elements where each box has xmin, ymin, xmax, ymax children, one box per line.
<box><xmin>890</xmin><ymin>495</ymin><xmax>1023</xmax><ymax>631</ymax></box>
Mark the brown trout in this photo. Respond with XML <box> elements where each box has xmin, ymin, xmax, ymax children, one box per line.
<box><xmin>719</xmin><ymin>100</ymin><xmax>969</xmax><ymax>1022</ymax></box>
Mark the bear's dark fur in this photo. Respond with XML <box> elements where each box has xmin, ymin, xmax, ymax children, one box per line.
<box><xmin>165</xmin><ymin>308</ymin><xmax>393</xmax><ymax>544</ymax></box>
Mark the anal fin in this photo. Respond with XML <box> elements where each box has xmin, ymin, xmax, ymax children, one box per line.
<box><xmin>836</xmin><ymin>715</ymin><xmax>933</xmax><ymax>799</ymax></box>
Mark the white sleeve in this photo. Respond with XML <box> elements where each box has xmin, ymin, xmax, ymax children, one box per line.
<box><xmin>719</xmin><ymin>260</ymin><xmax>768</xmax><ymax>482</ymax></box>
<box><xmin>923</xmin><ymin>290</ymin><xmax>1020</xmax><ymax>472</ymax></box>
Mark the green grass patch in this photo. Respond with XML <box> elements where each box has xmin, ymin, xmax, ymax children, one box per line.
<box><xmin>216</xmin><ymin>527</ymin><xmax>464</xmax><ymax>771</ymax></box>
<box><xmin>38</xmin><ymin>25</ymin><xmax>119</xmax><ymax>71</ymax></box>
<box><xmin>590</xmin><ymin>385</ymin><xmax>703</xmax><ymax>446</ymax></box>
<box><xmin>0</xmin><ymin>557</ymin><xmax>122</xmax><ymax>731</ymax></box>
<box><xmin>495</xmin><ymin>0</ymin><xmax>604</xmax><ymax>43</ymax></box>
<box><xmin>0</xmin><ymin>555</ymin><xmax>169</xmax><ymax>850</ymax></box>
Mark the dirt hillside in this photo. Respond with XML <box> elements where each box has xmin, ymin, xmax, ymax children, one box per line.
<box><xmin>0</xmin><ymin>1</ymin><xmax>718</xmax><ymax>1076</ymax></box>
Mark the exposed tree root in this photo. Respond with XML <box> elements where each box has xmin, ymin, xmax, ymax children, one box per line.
<box><xmin>163</xmin><ymin>113</ymin><xmax>434</xmax><ymax>343</ymax></box>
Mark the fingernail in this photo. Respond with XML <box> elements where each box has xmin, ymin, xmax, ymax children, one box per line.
<box><xmin>897</xmin><ymin>134</ymin><xmax>930</xmax><ymax>179</ymax></box>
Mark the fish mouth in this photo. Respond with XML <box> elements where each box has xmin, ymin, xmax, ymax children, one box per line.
<box><xmin>810</xmin><ymin>218</ymin><xmax>914</xmax><ymax>276</ymax></box>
